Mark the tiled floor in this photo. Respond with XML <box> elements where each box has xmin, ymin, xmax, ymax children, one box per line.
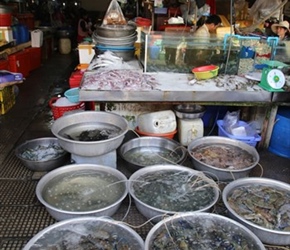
<box><xmin>0</xmin><ymin>51</ymin><xmax>289</xmax><ymax>249</ymax></box>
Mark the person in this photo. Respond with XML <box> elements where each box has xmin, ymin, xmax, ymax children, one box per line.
<box><xmin>271</xmin><ymin>20</ymin><xmax>290</xmax><ymax>41</ymax></box>
<box><xmin>193</xmin><ymin>14</ymin><xmax>222</xmax><ymax>37</ymax></box>
<box><xmin>77</xmin><ymin>8</ymin><xmax>92</xmax><ymax>43</ymax></box>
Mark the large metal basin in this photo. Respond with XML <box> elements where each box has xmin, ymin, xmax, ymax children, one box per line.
<box><xmin>129</xmin><ymin>165</ymin><xmax>220</xmax><ymax>223</ymax></box>
<box><xmin>94</xmin><ymin>24</ymin><xmax>136</xmax><ymax>38</ymax></box>
<box><xmin>36</xmin><ymin>164</ymin><xmax>128</xmax><ymax>221</ymax></box>
<box><xmin>23</xmin><ymin>217</ymin><xmax>144</xmax><ymax>250</ymax></box>
<box><xmin>51</xmin><ymin>111</ymin><xmax>128</xmax><ymax>157</ymax></box>
<box><xmin>188</xmin><ymin>136</ymin><xmax>260</xmax><ymax>181</ymax></box>
<box><xmin>145</xmin><ymin>212</ymin><xmax>265</xmax><ymax>249</ymax></box>
<box><xmin>223</xmin><ymin>177</ymin><xmax>290</xmax><ymax>245</ymax></box>
<box><xmin>119</xmin><ymin>136</ymin><xmax>187</xmax><ymax>172</ymax></box>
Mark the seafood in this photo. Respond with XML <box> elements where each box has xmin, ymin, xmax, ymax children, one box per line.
<box><xmin>150</xmin><ymin>215</ymin><xmax>263</xmax><ymax>250</ymax></box>
<box><xmin>42</xmin><ymin>171</ymin><xmax>126</xmax><ymax>212</ymax></box>
<box><xmin>60</xmin><ymin>124</ymin><xmax>122</xmax><ymax>142</ymax></box>
<box><xmin>81</xmin><ymin>69</ymin><xmax>159</xmax><ymax>91</ymax></box>
<box><xmin>20</xmin><ymin>143</ymin><xmax>66</xmax><ymax>161</ymax></box>
<box><xmin>227</xmin><ymin>184</ymin><xmax>290</xmax><ymax>231</ymax></box>
<box><xmin>28</xmin><ymin>223</ymin><xmax>137</xmax><ymax>250</ymax></box>
<box><xmin>190</xmin><ymin>143</ymin><xmax>255</xmax><ymax>170</ymax></box>
<box><xmin>64</xmin><ymin>128</ymin><xmax>120</xmax><ymax>141</ymax></box>
<box><xmin>122</xmin><ymin>146</ymin><xmax>181</xmax><ymax>166</ymax></box>
<box><xmin>132</xmin><ymin>170</ymin><xmax>218</xmax><ymax>212</ymax></box>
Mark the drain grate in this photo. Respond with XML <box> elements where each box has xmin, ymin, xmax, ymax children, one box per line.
<box><xmin>0</xmin><ymin>151</ymin><xmax>33</xmax><ymax>179</ymax></box>
<box><xmin>0</xmin><ymin>206</ymin><xmax>56</xmax><ymax>238</ymax></box>
<box><xmin>0</xmin><ymin>239</ymin><xmax>29</xmax><ymax>250</ymax></box>
<box><xmin>0</xmin><ymin>180</ymin><xmax>38</xmax><ymax>206</ymax></box>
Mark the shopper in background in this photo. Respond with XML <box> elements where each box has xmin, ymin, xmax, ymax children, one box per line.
<box><xmin>77</xmin><ymin>8</ymin><xmax>92</xmax><ymax>43</ymax></box>
<box><xmin>193</xmin><ymin>14</ymin><xmax>222</xmax><ymax>37</ymax></box>
<box><xmin>271</xmin><ymin>20</ymin><xmax>290</xmax><ymax>41</ymax></box>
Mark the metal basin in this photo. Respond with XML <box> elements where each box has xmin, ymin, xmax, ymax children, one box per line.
<box><xmin>36</xmin><ymin>164</ymin><xmax>128</xmax><ymax>221</ymax></box>
<box><xmin>93</xmin><ymin>32</ymin><xmax>137</xmax><ymax>46</ymax></box>
<box><xmin>223</xmin><ymin>177</ymin><xmax>290</xmax><ymax>245</ymax></box>
<box><xmin>94</xmin><ymin>24</ymin><xmax>136</xmax><ymax>38</ymax></box>
<box><xmin>23</xmin><ymin>217</ymin><xmax>144</xmax><ymax>249</ymax></box>
<box><xmin>119</xmin><ymin>136</ymin><xmax>187</xmax><ymax>172</ymax></box>
<box><xmin>188</xmin><ymin>136</ymin><xmax>259</xmax><ymax>181</ymax></box>
<box><xmin>145</xmin><ymin>212</ymin><xmax>266</xmax><ymax>249</ymax></box>
<box><xmin>173</xmin><ymin>104</ymin><xmax>206</xmax><ymax>119</ymax></box>
<box><xmin>51</xmin><ymin>111</ymin><xmax>128</xmax><ymax>157</ymax></box>
<box><xmin>15</xmin><ymin>137</ymin><xmax>70</xmax><ymax>171</ymax></box>
<box><xmin>128</xmin><ymin>165</ymin><xmax>220</xmax><ymax>223</ymax></box>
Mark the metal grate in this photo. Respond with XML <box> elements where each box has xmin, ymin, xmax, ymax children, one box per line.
<box><xmin>0</xmin><ymin>151</ymin><xmax>33</xmax><ymax>180</ymax></box>
<box><xmin>0</xmin><ymin>239</ymin><xmax>29</xmax><ymax>250</ymax></box>
<box><xmin>0</xmin><ymin>180</ymin><xmax>38</xmax><ymax>205</ymax></box>
<box><xmin>0</xmin><ymin>206</ymin><xmax>56</xmax><ymax>238</ymax></box>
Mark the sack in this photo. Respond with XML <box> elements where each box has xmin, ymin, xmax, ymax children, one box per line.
<box><xmin>102</xmin><ymin>0</ymin><xmax>127</xmax><ymax>25</ymax></box>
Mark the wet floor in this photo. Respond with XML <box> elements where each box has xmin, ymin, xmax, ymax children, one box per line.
<box><xmin>0</xmin><ymin>51</ymin><xmax>289</xmax><ymax>249</ymax></box>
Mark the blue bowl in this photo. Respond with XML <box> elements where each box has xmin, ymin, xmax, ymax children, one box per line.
<box><xmin>64</xmin><ymin>87</ymin><xmax>79</xmax><ymax>103</ymax></box>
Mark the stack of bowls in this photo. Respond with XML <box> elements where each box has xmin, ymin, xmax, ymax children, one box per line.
<box><xmin>93</xmin><ymin>24</ymin><xmax>137</xmax><ymax>61</ymax></box>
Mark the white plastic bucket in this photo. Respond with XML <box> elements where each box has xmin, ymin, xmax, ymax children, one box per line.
<box><xmin>137</xmin><ymin>110</ymin><xmax>176</xmax><ymax>134</ymax></box>
<box><xmin>31</xmin><ymin>29</ymin><xmax>43</xmax><ymax>48</ymax></box>
<box><xmin>178</xmin><ymin>118</ymin><xmax>204</xmax><ymax>146</ymax></box>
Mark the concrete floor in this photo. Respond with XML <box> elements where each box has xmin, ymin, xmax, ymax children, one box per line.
<box><xmin>0</xmin><ymin>51</ymin><xmax>289</xmax><ymax>249</ymax></box>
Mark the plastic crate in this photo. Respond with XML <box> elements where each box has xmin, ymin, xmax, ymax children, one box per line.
<box><xmin>217</xmin><ymin>120</ymin><xmax>261</xmax><ymax>147</ymax></box>
<box><xmin>0</xmin><ymin>86</ymin><xmax>15</xmax><ymax>114</ymax></box>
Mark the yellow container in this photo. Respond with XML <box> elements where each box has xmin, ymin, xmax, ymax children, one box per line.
<box><xmin>192</xmin><ymin>65</ymin><xmax>219</xmax><ymax>80</ymax></box>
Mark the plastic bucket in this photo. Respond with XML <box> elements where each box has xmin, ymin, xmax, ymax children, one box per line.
<box><xmin>268</xmin><ymin>107</ymin><xmax>290</xmax><ymax>158</ymax></box>
<box><xmin>149</xmin><ymin>45</ymin><xmax>160</xmax><ymax>59</ymax></box>
<box><xmin>31</xmin><ymin>29</ymin><xmax>43</xmax><ymax>47</ymax></box>
<box><xmin>59</xmin><ymin>38</ymin><xmax>71</xmax><ymax>54</ymax></box>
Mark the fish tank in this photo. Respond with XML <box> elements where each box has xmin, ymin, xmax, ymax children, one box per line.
<box><xmin>139</xmin><ymin>30</ymin><xmax>242</xmax><ymax>74</ymax></box>
<box><xmin>272</xmin><ymin>40</ymin><xmax>290</xmax><ymax>64</ymax></box>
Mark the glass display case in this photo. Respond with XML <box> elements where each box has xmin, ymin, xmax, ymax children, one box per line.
<box><xmin>139</xmin><ymin>30</ymin><xmax>241</xmax><ymax>74</ymax></box>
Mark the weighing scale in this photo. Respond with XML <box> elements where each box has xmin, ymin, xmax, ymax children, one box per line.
<box><xmin>259</xmin><ymin>60</ymin><xmax>288</xmax><ymax>92</ymax></box>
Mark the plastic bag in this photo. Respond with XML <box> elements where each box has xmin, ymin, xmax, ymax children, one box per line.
<box><xmin>222</xmin><ymin>110</ymin><xmax>240</xmax><ymax>134</ymax></box>
<box><xmin>222</xmin><ymin>110</ymin><xmax>258</xmax><ymax>137</ymax></box>
<box><xmin>248</xmin><ymin>0</ymin><xmax>282</xmax><ymax>24</ymax></box>
<box><xmin>102</xmin><ymin>0</ymin><xmax>127</xmax><ymax>26</ymax></box>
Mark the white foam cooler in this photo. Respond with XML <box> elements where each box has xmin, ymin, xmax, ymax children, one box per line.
<box><xmin>137</xmin><ymin>110</ymin><xmax>176</xmax><ymax>134</ymax></box>
<box><xmin>178</xmin><ymin>118</ymin><xmax>204</xmax><ymax>146</ymax></box>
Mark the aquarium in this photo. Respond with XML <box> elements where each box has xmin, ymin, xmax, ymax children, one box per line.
<box><xmin>139</xmin><ymin>31</ymin><xmax>241</xmax><ymax>74</ymax></box>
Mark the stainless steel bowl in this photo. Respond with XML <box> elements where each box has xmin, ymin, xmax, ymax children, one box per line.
<box><xmin>36</xmin><ymin>164</ymin><xmax>128</xmax><ymax>221</ymax></box>
<box><xmin>23</xmin><ymin>216</ymin><xmax>144</xmax><ymax>250</ymax></box>
<box><xmin>15</xmin><ymin>137</ymin><xmax>70</xmax><ymax>171</ymax></box>
<box><xmin>129</xmin><ymin>165</ymin><xmax>220</xmax><ymax>223</ymax></box>
<box><xmin>188</xmin><ymin>136</ymin><xmax>260</xmax><ymax>181</ymax></box>
<box><xmin>145</xmin><ymin>212</ymin><xmax>266</xmax><ymax>249</ymax></box>
<box><xmin>222</xmin><ymin>177</ymin><xmax>290</xmax><ymax>245</ymax></box>
<box><xmin>119</xmin><ymin>137</ymin><xmax>187</xmax><ymax>172</ymax></box>
<box><xmin>93</xmin><ymin>32</ymin><xmax>137</xmax><ymax>46</ymax></box>
<box><xmin>51</xmin><ymin>111</ymin><xmax>128</xmax><ymax>157</ymax></box>
<box><xmin>94</xmin><ymin>24</ymin><xmax>137</xmax><ymax>38</ymax></box>
<box><xmin>173</xmin><ymin>104</ymin><xmax>206</xmax><ymax>119</ymax></box>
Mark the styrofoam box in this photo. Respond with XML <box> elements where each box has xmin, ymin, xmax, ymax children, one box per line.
<box><xmin>78</xmin><ymin>43</ymin><xmax>95</xmax><ymax>64</ymax></box>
